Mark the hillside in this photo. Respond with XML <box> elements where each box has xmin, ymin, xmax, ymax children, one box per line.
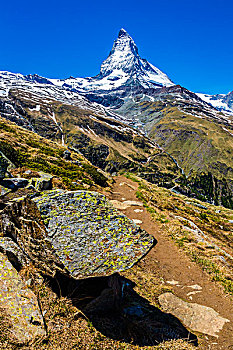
<box><xmin>0</xmin><ymin>114</ymin><xmax>232</xmax><ymax>349</ymax></box>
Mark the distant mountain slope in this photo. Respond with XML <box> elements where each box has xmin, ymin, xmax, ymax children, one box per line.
<box><xmin>197</xmin><ymin>91</ymin><xmax>233</xmax><ymax>114</ymax></box>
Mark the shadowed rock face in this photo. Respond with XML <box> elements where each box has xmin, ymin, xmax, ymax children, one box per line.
<box><xmin>33</xmin><ymin>190</ymin><xmax>156</xmax><ymax>278</ymax></box>
<box><xmin>0</xmin><ymin>196</ymin><xmax>67</xmax><ymax>277</ymax></box>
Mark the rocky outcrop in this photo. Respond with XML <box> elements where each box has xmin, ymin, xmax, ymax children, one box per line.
<box><xmin>29</xmin><ymin>172</ymin><xmax>53</xmax><ymax>191</ymax></box>
<box><xmin>0</xmin><ymin>196</ymin><xmax>67</xmax><ymax>277</ymax></box>
<box><xmin>0</xmin><ymin>190</ymin><xmax>155</xmax><ymax>279</ymax></box>
<box><xmin>0</xmin><ymin>252</ymin><xmax>45</xmax><ymax>343</ymax></box>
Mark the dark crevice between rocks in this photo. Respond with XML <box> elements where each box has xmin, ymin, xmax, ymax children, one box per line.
<box><xmin>0</xmin><ymin>202</ymin><xmax>7</xmax><ymax>210</ymax></box>
<box><xmin>5</xmin><ymin>251</ymin><xmax>23</xmax><ymax>272</ymax></box>
<box><xmin>46</xmin><ymin>271</ymin><xmax>198</xmax><ymax>347</ymax></box>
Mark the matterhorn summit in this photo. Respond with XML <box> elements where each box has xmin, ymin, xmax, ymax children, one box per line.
<box><xmin>98</xmin><ymin>28</ymin><xmax>174</xmax><ymax>88</ymax></box>
<box><xmin>99</xmin><ymin>28</ymin><xmax>141</xmax><ymax>77</ymax></box>
<box><xmin>54</xmin><ymin>28</ymin><xmax>174</xmax><ymax>93</ymax></box>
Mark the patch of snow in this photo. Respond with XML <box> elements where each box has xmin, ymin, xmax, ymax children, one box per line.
<box><xmin>29</xmin><ymin>105</ymin><xmax>40</xmax><ymax>112</ymax></box>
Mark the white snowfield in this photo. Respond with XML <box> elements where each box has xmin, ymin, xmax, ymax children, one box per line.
<box><xmin>0</xmin><ymin>70</ymin><xmax>107</xmax><ymax>115</ymax></box>
<box><xmin>197</xmin><ymin>92</ymin><xmax>233</xmax><ymax>115</ymax></box>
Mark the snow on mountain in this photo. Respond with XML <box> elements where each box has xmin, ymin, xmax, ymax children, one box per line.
<box><xmin>197</xmin><ymin>92</ymin><xmax>233</xmax><ymax>114</ymax></box>
<box><xmin>1</xmin><ymin>28</ymin><xmax>232</xmax><ymax>122</ymax></box>
<box><xmin>0</xmin><ymin>71</ymin><xmax>132</xmax><ymax>126</ymax></box>
<box><xmin>50</xmin><ymin>28</ymin><xmax>174</xmax><ymax>92</ymax></box>
<box><xmin>0</xmin><ymin>70</ymin><xmax>102</xmax><ymax>111</ymax></box>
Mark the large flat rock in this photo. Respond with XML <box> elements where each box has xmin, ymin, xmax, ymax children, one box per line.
<box><xmin>159</xmin><ymin>292</ymin><xmax>230</xmax><ymax>337</ymax></box>
<box><xmin>33</xmin><ymin>190</ymin><xmax>155</xmax><ymax>278</ymax></box>
<box><xmin>0</xmin><ymin>252</ymin><xmax>45</xmax><ymax>343</ymax></box>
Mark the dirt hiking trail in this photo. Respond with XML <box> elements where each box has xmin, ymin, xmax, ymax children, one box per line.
<box><xmin>106</xmin><ymin>175</ymin><xmax>233</xmax><ymax>350</ymax></box>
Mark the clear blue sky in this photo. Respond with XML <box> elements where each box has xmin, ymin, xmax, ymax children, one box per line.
<box><xmin>1</xmin><ymin>0</ymin><xmax>233</xmax><ymax>94</ymax></box>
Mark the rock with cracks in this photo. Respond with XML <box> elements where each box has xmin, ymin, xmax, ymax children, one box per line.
<box><xmin>0</xmin><ymin>190</ymin><xmax>156</xmax><ymax>279</ymax></box>
<box><xmin>32</xmin><ymin>190</ymin><xmax>156</xmax><ymax>278</ymax></box>
<box><xmin>0</xmin><ymin>252</ymin><xmax>45</xmax><ymax>343</ymax></box>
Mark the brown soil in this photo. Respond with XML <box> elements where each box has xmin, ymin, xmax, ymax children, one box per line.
<box><xmin>107</xmin><ymin>175</ymin><xmax>233</xmax><ymax>350</ymax></box>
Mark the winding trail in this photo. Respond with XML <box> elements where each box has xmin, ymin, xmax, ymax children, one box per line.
<box><xmin>106</xmin><ymin>175</ymin><xmax>233</xmax><ymax>350</ymax></box>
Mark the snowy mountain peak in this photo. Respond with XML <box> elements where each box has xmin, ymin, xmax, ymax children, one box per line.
<box><xmin>118</xmin><ymin>28</ymin><xmax>130</xmax><ymax>37</ymax></box>
<box><xmin>100</xmin><ymin>29</ymin><xmax>139</xmax><ymax>78</ymax></box>
<box><xmin>0</xmin><ymin>30</ymin><xmax>174</xmax><ymax>96</ymax></box>
<box><xmin>95</xmin><ymin>29</ymin><xmax>174</xmax><ymax>89</ymax></box>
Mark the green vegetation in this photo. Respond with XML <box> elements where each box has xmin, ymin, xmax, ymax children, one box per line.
<box><xmin>0</xmin><ymin>117</ymin><xmax>107</xmax><ymax>189</ymax></box>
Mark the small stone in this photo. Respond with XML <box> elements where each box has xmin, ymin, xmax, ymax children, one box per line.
<box><xmin>166</xmin><ymin>280</ymin><xmax>180</xmax><ymax>285</ymax></box>
<box><xmin>132</xmin><ymin>219</ymin><xmax>142</xmax><ymax>225</ymax></box>
<box><xmin>63</xmin><ymin>150</ymin><xmax>72</xmax><ymax>160</ymax></box>
<box><xmin>187</xmin><ymin>291</ymin><xmax>202</xmax><ymax>297</ymax></box>
<box><xmin>110</xmin><ymin>199</ymin><xmax>144</xmax><ymax>210</ymax></box>
<box><xmin>188</xmin><ymin>284</ymin><xmax>202</xmax><ymax>290</ymax></box>
<box><xmin>134</xmin><ymin>209</ymin><xmax>143</xmax><ymax>213</ymax></box>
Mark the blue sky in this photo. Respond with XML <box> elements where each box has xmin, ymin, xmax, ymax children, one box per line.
<box><xmin>1</xmin><ymin>0</ymin><xmax>233</xmax><ymax>94</ymax></box>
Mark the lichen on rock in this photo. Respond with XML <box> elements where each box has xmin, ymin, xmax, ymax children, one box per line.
<box><xmin>0</xmin><ymin>189</ymin><xmax>155</xmax><ymax>281</ymax></box>
<box><xmin>33</xmin><ymin>190</ymin><xmax>156</xmax><ymax>278</ymax></box>
<box><xmin>0</xmin><ymin>252</ymin><xmax>45</xmax><ymax>343</ymax></box>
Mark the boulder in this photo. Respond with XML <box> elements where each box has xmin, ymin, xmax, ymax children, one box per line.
<box><xmin>29</xmin><ymin>172</ymin><xmax>53</xmax><ymax>191</ymax></box>
<box><xmin>63</xmin><ymin>149</ymin><xmax>72</xmax><ymax>160</ymax></box>
<box><xmin>159</xmin><ymin>292</ymin><xmax>230</xmax><ymax>337</ymax></box>
<box><xmin>0</xmin><ymin>190</ymin><xmax>156</xmax><ymax>279</ymax></box>
<box><xmin>32</xmin><ymin>190</ymin><xmax>156</xmax><ymax>278</ymax></box>
<box><xmin>0</xmin><ymin>252</ymin><xmax>45</xmax><ymax>343</ymax></box>
<box><xmin>0</xmin><ymin>178</ymin><xmax>29</xmax><ymax>190</ymax></box>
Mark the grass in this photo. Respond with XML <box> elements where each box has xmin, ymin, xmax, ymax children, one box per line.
<box><xmin>0</xmin><ymin>116</ymin><xmax>108</xmax><ymax>190</ymax></box>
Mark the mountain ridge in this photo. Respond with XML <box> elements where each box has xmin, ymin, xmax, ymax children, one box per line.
<box><xmin>1</xmin><ymin>28</ymin><xmax>232</xmax><ymax>114</ymax></box>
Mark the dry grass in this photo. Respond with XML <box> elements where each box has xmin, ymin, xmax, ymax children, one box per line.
<box><xmin>0</xmin><ymin>263</ymin><xmax>196</xmax><ymax>350</ymax></box>
<box><xmin>127</xmin><ymin>174</ymin><xmax>233</xmax><ymax>295</ymax></box>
